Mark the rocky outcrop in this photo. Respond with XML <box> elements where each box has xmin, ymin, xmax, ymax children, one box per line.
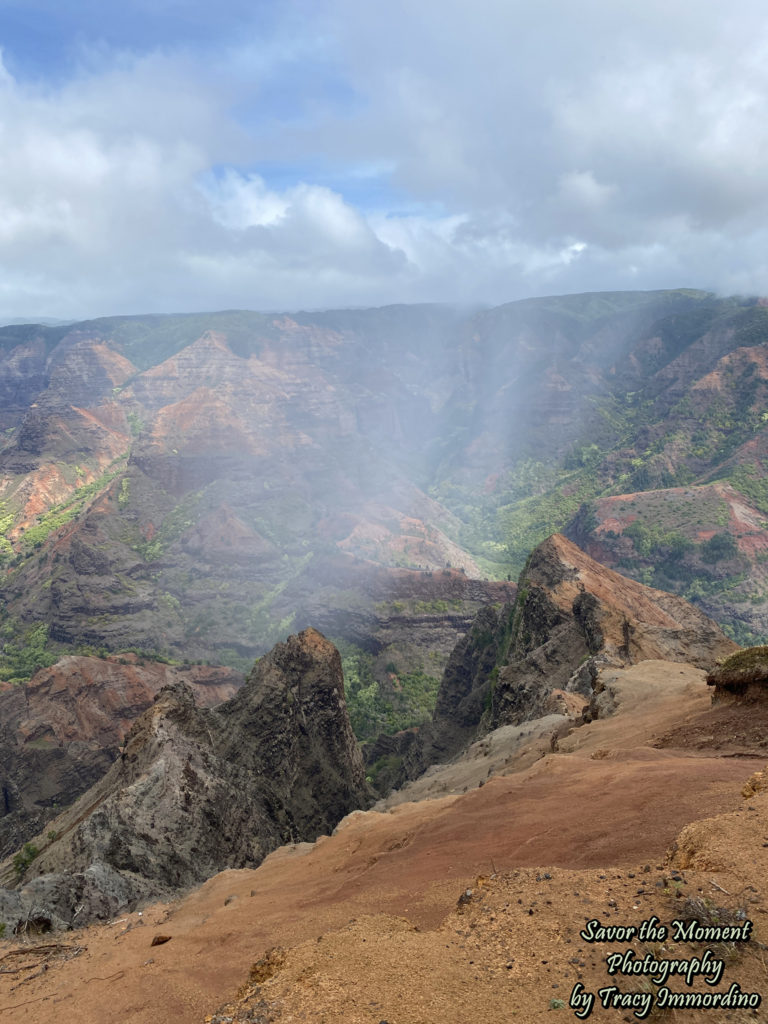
<box><xmin>707</xmin><ymin>646</ymin><xmax>768</xmax><ymax>703</ymax></box>
<box><xmin>492</xmin><ymin>534</ymin><xmax>738</xmax><ymax>727</ymax></box>
<box><xmin>364</xmin><ymin>535</ymin><xmax>737</xmax><ymax>796</ymax></box>
<box><xmin>0</xmin><ymin>630</ymin><xmax>371</xmax><ymax>932</ymax></box>
<box><xmin>0</xmin><ymin>655</ymin><xmax>242</xmax><ymax>859</ymax></box>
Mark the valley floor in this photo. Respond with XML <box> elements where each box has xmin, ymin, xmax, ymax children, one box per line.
<box><xmin>1</xmin><ymin>661</ymin><xmax>767</xmax><ymax>1024</ymax></box>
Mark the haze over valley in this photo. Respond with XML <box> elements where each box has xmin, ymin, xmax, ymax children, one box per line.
<box><xmin>2</xmin><ymin>289</ymin><xmax>768</xmax><ymax>684</ymax></box>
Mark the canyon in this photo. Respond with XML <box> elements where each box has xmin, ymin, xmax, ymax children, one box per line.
<box><xmin>2</xmin><ymin>289</ymin><xmax>768</xmax><ymax>690</ymax></box>
<box><xmin>2</xmin><ymin>290</ymin><xmax>768</xmax><ymax>1021</ymax></box>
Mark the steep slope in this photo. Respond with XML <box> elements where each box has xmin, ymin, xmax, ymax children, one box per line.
<box><xmin>362</xmin><ymin>602</ymin><xmax>516</xmax><ymax>793</ymax></box>
<box><xmin>566</xmin><ymin>479</ymin><xmax>768</xmax><ymax>646</ymax></box>
<box><xmin>491</xmin><ymin>534</ymin><xmax>737</xmax><ymax>726</ymax></box>
<box><xmin>363</xmin><ymin>533</ymin><xmax>735</xmax><ymax>795</ymax></box>
<box><xmin>0</xmin><ymin>655</ymin><xmax>241</xmax><ymax>859</ymax></box>
<box><xmin>439</xmin><ymin>296</ymin><xmax>768</xmax><ymax>642</ymax></box>
<box><xmin>0</xmin><ymin>310</ymin><xmax>509</xmax><ymax>680</ymax></box>
<box><xmin>0</xmin><ymin>629</ymin><xmax>370</xmax><ymax>931</ymax></box>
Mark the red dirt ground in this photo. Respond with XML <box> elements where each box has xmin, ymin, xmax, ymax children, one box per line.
<box><xmin>1</xmin><ymin>662</ymin><xmax>766</xmax><ymax>1024</ymax></box>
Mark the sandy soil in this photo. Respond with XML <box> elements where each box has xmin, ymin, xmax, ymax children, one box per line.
<box><xmin>1</xmin><ymin>661</ymin><xmax>767</xmax><ymax>1024</ymax></box>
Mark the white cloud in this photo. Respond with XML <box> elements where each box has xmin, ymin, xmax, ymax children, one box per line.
<box><xmin>2</xmin><ymin>3</ymin><xmax>768</xmax><ymax>317</ymax></box>
<box><xmin>558</xmin><ymin>173</ymin><xmax>616</xmax><ymax>212</ymax></box>
<box><xmin>205</xmin><ymin>173</ymin><xmax>290</xmax><ymax>230</ymax></box>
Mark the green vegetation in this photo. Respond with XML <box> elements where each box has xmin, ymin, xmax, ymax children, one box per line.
<box><xmin>335</xmin><ymin>641</ymin><xmax>384</xmax><ymax>739</ymax></box>
<box><xmin>210</xmin><ymin>648</ymin><xmax>254</xmax><ymax>673</ymax></box>
<box><xmin>158</xmin><ymin>591</ymin><xmax>181</xmax><ymax>614</ymax></box>
<box><xmin>700</xmin><ymin>532</ymin><xmax>739</xmax><ymax>563</ymax></box>
<box><xmin>0</xmin><ymin>504</ymin><xmax>14</xmax><ymax>560</ymax></box>
<box><xmin>394</xmin><ymin>669</ymin><xmax>441</xmax><ymax>723</ymax></box>
<box><xmin>716</xmin><ymin>645</ymin><xmax>768</xmax><ymax>673</ymax></box>
<box><xmin>365</xmin><ymin>752</ymin><xmax>404</xmax><ymax>791</ymax></box>
<box><xmin>113</xmin><ymin>646</ymin><xmax>180</xmax><ymax>664</ymax></box>
<box><xmin>118</xmin><ymin>478</ymin><xmax>131</xmax><ymax>509</ymax></box>
<box><xmin>709</xmin><ymin>645</ymin><xmax>768</xmax><ymax>684</ymax></box>
<box><xmin>0</xmin><ymin>622</ymin><xmax>58</xmax><ymax>683</ymax></box>
<box><xmin>133</xmin><ymin>491</ymin><xmax>202</xmax><ymax>562</ymax></box>
<box><xmin>12</xmin><ymin>842</ymin><xmax>39</xmax><ymax>878</ymax></box>
<box><xmin>498</xmin><ymin>474</ymin><xmax>600</xmax><ymax>576</ymax></box>
<box><xmin>375</xmin><ymin>597</ymin><xmax>462</xmax><ymax>616</ymax></box>
<box><xmin>726</xmin><ymin>463</ymin><xmax>768</xmax><ymax>516</ymax></box>
<box><xmin>622</xmin><ymin>522</ymin><xmax>691</xmax><ymax>560</ymax></box>
<box><xmin>335</xmin><ymin>639</ymin><xmax>441</xmax><ymax>741</ymax></box>
<box><xmin>430</xmin><ymin>459</ymin><xmax>569</xmax><ymax>577</ymax></box>
<box><xmin>21</xmin><ymin>506</ymin><xmax>79</xmax><ymax>549</ymax></box>
<box><xmin>18</xmin><ymin>459</ymin><xmax>128</xmax><ymax>552</ymax></box>
<box><xmin>126</xmin><ymin>411</ymin><xmax>144</xmax><ymax>436</ymax></box>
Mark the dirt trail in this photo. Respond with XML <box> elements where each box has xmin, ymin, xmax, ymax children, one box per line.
<box><xmin>0</xmin><ymin>661</ymin><xmax>766</xmax><ymax>1024</ymax></box>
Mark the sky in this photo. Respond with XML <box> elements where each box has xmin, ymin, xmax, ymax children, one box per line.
<box><xmin>0</xmin><ymin>0</ymin><xmax>767</xmax><ymax>319</ymax></box>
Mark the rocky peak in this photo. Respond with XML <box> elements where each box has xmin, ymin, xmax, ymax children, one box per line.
<box><xmin>249</xmin><ymin>626</ymin><xmax>345</xmax><ymax>698</ymax></box>
<box><xmin>0</xmin><ymin>655</ymin><xmax>242</xmax><ymax>860</ymax></box>
<box><xmin>364</xmin><ymin>535</ymin><xmax>738</xmax><ymax>797</ymax></box>
<box><xmin>0</xmin><ymin>630</ymin><xmax>371</xmax><ymax>931</ymax></box>
<box><xmin>492</xmin><ymin>534</ymin><xmax>737</xmax><ymax>727</ymax></box>
<box><xmin>218</xmin><ymin>628</ymin><xmax>369</xmax><ymax>838</ymax></box>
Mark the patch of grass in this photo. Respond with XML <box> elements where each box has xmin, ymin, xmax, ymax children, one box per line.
<box><xmin>126</xmin><ymin>411</ymin><xmax>144</xmax><ymax>436</ymax></box>
<box><xmin>134</xmin><ymin>491</ymin><xmax>203</xmax><ymax>562</ymax></box>
<box><xmin>672</xmin><ymin>894</ymin><xmax>750</xmax><ymax>958</ymax></box>
<box><xmin>714</xmin><ymin>645</ymin><xmax>768</xmax><ymax>674</ymax></box>
<box><xmin>118</xmin><ymin>477</ymin><xmax>131</xmax><ymax>509</ymax></box>
<box><xmin>708</xmin><ymin>645</ymin><xmax>768</xmax><ymax>688</ymax></box>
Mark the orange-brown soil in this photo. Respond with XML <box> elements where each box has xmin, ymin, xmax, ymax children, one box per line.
<box><xmin>653</xmin><ymin>702</ymin><xmax>768</xmax><ymax>756</ymax></box>
<box><xmin>17</xmin><ymin>654</ymin><xmax>241</xmax><ymax>750</ymax></box>
<box><xmin>1</xmin><ymin>662</ymin><xmax>767</xmax><ymax>1024</ymax></box>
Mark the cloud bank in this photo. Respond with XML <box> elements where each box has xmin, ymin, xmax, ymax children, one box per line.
<box><xmin>0</xmin><ymin>0</ymin><xmax>768</xmax><ymax>318</ymax></box>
